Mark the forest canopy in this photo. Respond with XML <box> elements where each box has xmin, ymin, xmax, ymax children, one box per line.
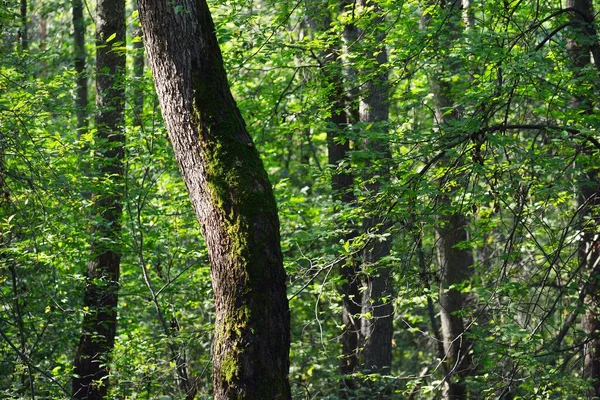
<box><xmin>0</xmin><ymin>0</ymin><xmax>599</xmax><ymax>399</ymax></box>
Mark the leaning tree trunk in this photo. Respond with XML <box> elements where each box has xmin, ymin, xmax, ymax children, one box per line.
<box><xmin>422</xmin><ymin>1</ymin><xmax>474</xmax><ymax>398</ymax></box>
<box><xmin>137</xmin><ymin>1</ymin><xmax>291</xmax><ymax>398</ymax></box>
<box><xmin>356</xmin><ymin>0</ymin><xmax>394</xmax><ymax>378</ymax></box>
<box><xmin>566</xmin><ymin>0</ymin><xmax>600</xmax><ymax>396</ymax></box>
<box><xmin>72</xmin><ymin>0</ymin><xmax>125</xmax><ymax>398</ymax></box>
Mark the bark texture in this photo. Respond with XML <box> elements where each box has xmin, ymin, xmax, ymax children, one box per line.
<box><xmin>72</xmin><ymin>0</ymin><xmax>125</xmax><ymax>398</ymax></box>
<box><xmin>355</xmin><ymin>0</ymin><xmax>394</xmax><ymax>377</ymax></box>
<box><xmin>566</xmin><ymin>0</ymin><xmax>600</xmax><ymax>396</ymax></box>
<box><xmin>137</xmin><ymin>1</ymin><xmax>291</xmax><ymax>398</ymax></box>
<box><xmin>423</xmin><ymin>1</ymin><xmax>473</xmax><ymax>398</ymax></box>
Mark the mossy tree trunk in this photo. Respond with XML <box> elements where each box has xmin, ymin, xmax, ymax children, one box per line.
<box><xmin>137</xmin><ymin>1</ymin><xmax>291</xmax><ymax>398</ymax></box>
<box><xmin>72</xmin><ymin>0</ymin><xmax>125</xmax><ymax>398</ymax></box>
<box><xmin>566</xmin><ymin>0</ymin><xmax>600</xmax><ymax>396</ymax></box>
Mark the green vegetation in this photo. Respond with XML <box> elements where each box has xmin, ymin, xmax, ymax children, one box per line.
<box><xmin>1</xmin><ymin>0</ymin><xmax>599</xmax><ymax>398</ymax></box>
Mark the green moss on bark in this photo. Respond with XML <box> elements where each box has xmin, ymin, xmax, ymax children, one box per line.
<box><xmin>192</xmin><ymin>73</ymin><xmax>288</xmax><ymax>398</ymax></box>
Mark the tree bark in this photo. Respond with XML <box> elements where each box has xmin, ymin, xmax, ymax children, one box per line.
<box><xmin>355</xmin><ymin>0</ymin><xmax>394</xmax><ymax>377</ymax></box>
<box><xmin>137</xmin><ymin>1</ymin><xmax>291</xmax><ymax>398</ymax></box>
<box><xmin>72</xmin><ymin>0</ymin><xmax>125</xmax><ymax>398</ymax></box>
<box><xmin>435</xmin><ymin>212</ymin><xmax>472</xmax><ymax>399</ymax></box>
<box><xmin>72</xmin><ymin>0</ymin><xmax>88</xmax><ymax>135</ymax></box>
<box><xmin>422</xmin><ymin>1</ymin><xmax>473</xmax><ymax>398</ymax></box>
<box><xmin>566</xmin><ymin>0</ymin><xmax>600</xmax><ymax>397</ymax></box>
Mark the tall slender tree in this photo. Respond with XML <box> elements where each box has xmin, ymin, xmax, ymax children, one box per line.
<box><xmin>422</xmin><ymin>1</ymin><xmax>474</xmax><ymax>398</ymax></box>
<box><xmin>137</xmin><ymin>1</ymin><xmax>291</xmax><ymax>398</ymax></box>
<box><xmin>72</xmin><ymin>0</ymin><xmax>125</xmax><ymax>397</ymax></box>
<box><xmin>334</xmin><ymin>2</ymin><xmax>364</xmax><ymax>390</ymax></box>
<box><xmin>356</xmin><ymin>0</ymin><xmax>394</xmax><ymax>378</ymax></box>
<box><xmin>566</xmin><ymin>0</ymin><xmax>600</xmax><ymax>396</ymax></box>
<box><xmin>304</xmin><ymin>1</ymin><xmax>362</xmax><ymax>392</ymax></box>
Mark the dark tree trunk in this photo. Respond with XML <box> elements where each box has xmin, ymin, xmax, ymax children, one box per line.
<box><xmin>19</xmin><ymin>0</ymin><xmax>27</xmax><ymax>51</ymax></box>
<box><xmin>72</xmin><ymin>0</ymin><xmax>88</xmax><ymax>135</ymax></box>
<box><xmin>435</xmin><ymin>212</ymin><xmax>472</xmax><ymax>399</ymax></box>
<box><xmin>72</xmin><ymin>0</ymin><xmax>125</xmax><ymax>398</ymax></box>
<box><xmin>335</xmin><ymin>3</ymin><xmax>364</xmax><ymax>387</ymax></box>
<box><xmin>566</xmin><ymin>0</ymin><xmax>600</xmax><ymax>397</ymax></box>
<box><xmin>137</xmin><ymin>1</ymin><xmax>291</xmax><ymax>398</ymax></box>
<box><xmin>323</xmin><ymin>35</ymin><xmax>362</xmax><ymax>394</ymax></box>
<box><xmin>422</xmin><ymin>1</ymin><xmax>474</xmax><ymax>398</ymax></box>
<box><xmin>327</xmin><ymin>24</ymin><xmax>362</xmax><ymax>398</ymax></box>
<box><xmin>356</xmin><ymin>0</ymin><xmax>394</xmax><ymax>377</ymax></box>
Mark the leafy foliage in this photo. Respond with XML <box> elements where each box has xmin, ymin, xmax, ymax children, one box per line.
<box><xmin>1</xmin><ymin>0</ymin><xmax>599</xmax><ymax>398</ymax></box>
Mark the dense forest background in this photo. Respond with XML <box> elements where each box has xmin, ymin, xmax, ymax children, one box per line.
<box><xmin>1</xmin><ymin>0</ymin><xmax>600</xmax><ymax>398</ymax></box>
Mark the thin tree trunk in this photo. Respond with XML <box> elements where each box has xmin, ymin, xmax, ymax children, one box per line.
<box><xmin>72</xmin><ymin>0</ymin><xmax>125</xmax><ymax>398</ymax></box>
<box><xmin>566</xmin><ymin>0</ymin><xmax>600</xmax><ymax>396</ymax></box>
<box><xmin>331</xmin><ymin>97</ymin><xmax>361</xmax><ymax>394</ymax></box>
<box><xmin>336</xmin><ymin>3</ymin><xmax>363</xmax><ymax>388</ymax></box>
<box><xmin>356</xmin><ymin>0</ymin><xmax>394</xmax><ymax>377</ymax></box>
<box><xmin>422</xmin><ymin>1</ymin><xmax>473</xmax><ymax>398</ymax></box>
<box><xmin>137</xmin><ymin>1</ymin><xmax>291</xmax><ymax>398</ymax></box>
<box><xmin>324</xmin><ymin>30</ymin><xmax>362</xmax><ymax>396</ymax></box>
<box><xmin>19</xmin><ymin>0</ymin><xmax>27</xmax><ymax>51</ymax></box>
<box><xmin>435</xmin><ymin>212</ymin><xmax>472</xmax><ymax>399</ymax></box>
<box><xmin>73</xmin><ymin>0</ymin><xmax>88</xmax><ymax>135</ymax></box>
<box><xmin>304</xmin><ymin>1</ymin><xmax>362</xmax><ymax>391</ymax></box>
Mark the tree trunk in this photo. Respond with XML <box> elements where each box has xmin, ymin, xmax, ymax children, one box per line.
<box><xmin>137</xmin><ymin>1</ymin><xmax>291</xmax><ymax>398</ymax></box>
<box><xmin>422</xmin><ymin>1</ymin><xmax>473</xmax><ymax>398</ymax></box>
<box><xmin>72</xmin><ymin>0</ymin><xmax>125</xmax><ymax>398</ymax></box>
<box><xmin>566</xmin><ymin>0</ymin><xmax>600</xmax><ymax>396</ymax></box>
<box><xmin>335</xmin><ymin>3</ymin><xmax>363</xmax><ymax>389</ymax></box>
<box><xmin>19</xmin><ymin>0</ymin><xmax>27</xmax><ymax>51</ymax></box>
<box><xmin>356</xmin><ymin>0</ymin><xmax>394</xmax><ymax>377</ymax></box>
<box><xmin>435</xmin><ymin>212</ymin><xmax>472</xmax><ymax>399</ymax></box>
<box><xmin>72</xmin><ymin>0</ymin><xmax>88</xmax><ymax>135</ymax></box>
<box><xmin>304</xmin><ymin>1</ymin><xmax>362</xmax><ymax>391</ymax></box>
<box><xmin>323</xmin><ymin>29</ymin><xmax>362</xmax><ymax>396</ymax></box>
